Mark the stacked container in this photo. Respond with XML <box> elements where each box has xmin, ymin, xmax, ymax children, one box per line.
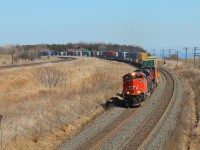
<box><xmin>96</xmin><ymin>51</ymin><xmax>100</xmax><ymax>57</ymax></box>
<box><xmin>118</xmin><ymin>51</ymin><xmax>123</xmax><ymax>60</ymax></box>
<box><xmin>139</xmin><ymin>52</ymin><xmax>148</xmax><ymax>65</ymax></box>
<box><xmin>82</xmin><ymin>51</ymin><xmax>87</xmax><ymax>56</ymax></box>
<box><xmin>115</xmin><ymin>51</ymin><xmax>119</xmax><ymax>59</ymax></box>
<box><xmin>133</xmin><ymin>52</ymin><xmax>139</xmax><ymax>63</ymax></box>
<box><xmin>92</xmin><ymin>51</ymin><xmax>97</xmax><ymax>57</ymax></box>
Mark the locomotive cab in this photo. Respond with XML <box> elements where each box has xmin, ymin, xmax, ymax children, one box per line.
<box><xmin>122</xmin><ymin>72</ymin><xmax>149</xmax><ymax>107</ymax></box>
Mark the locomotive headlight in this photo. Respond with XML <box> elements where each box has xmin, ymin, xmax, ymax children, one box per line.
<box><xmin>137</xmin><ymin>91</ymin><xmax>141</xmax><ymax>94</ymax></box>
<box><xmin>131</xmin><ymin>73</ymin><xmax>135</xmax><ymax>76</ymax></box>
<box><xmin>127</xmin><ymin>91</ymin><xmax>130</xmax><ymax>94</ymax></box>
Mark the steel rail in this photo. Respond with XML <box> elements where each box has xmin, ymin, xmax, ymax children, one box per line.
<box><xmin>76</xmin><ymin>67</ymin><xmax>174</xmax><ymax>150</ymax></box>
<box><xmin>77</xmin><ymin>108</ymin><xmax>139</xmax><ymax>150</ymax></box>
<box><xmin>119</xmin><ymin>68</ymin><xmax>174</xmax><ymax>150</ymax></box>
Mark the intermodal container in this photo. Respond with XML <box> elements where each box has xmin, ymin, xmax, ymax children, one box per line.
<box><xmin>87</xmin><ymin>51</ymin><xmax>91</xmax><ymax>57</ymax></box>
<box><xmin>96</xmin><ymin>51</ymin><xmax>100</xmax><ymax>56</ymax></box>
<box><xmin>92</xmin><ymin>51</ymin><xmax>97</xmax><ymax>57</ymax></box>
<box><xmin>139</xmin><ymin>52</ymin><xmax>147</xmax><ymax>61</ymax></box>
<box><xmin>63</xmin><ymin>52</ymin><xmax>67</xmax><ymax>56</ymax></box>
<box><xmin>82</xmin><ymin>51</ymin><xmax>87</xmax><ymax>56</ymax></box>
<box><xmin>59</xmin><ymin>52</ymin><xmax>64</xmax><ymax>56</ymax></box>
<box><xmin>133</xmin><ymin>52</ymin><xmax>139</xmax><ymax>63</ymax></box>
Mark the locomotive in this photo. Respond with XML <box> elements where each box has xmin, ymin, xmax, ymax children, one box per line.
<box><xmin>119</xmin><ymin>57</ymin><xmax>158</xmax><ymax>107</ymax></box>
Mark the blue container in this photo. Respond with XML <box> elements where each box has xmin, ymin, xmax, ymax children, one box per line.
<box><xmin>82</xmin><ymin>52</ymin><xmax>87</xmax><ymax>56</ymax></box>
<box><xmin>42</xmin><ymin>52</ymin><xmax>48</xmax><ymax>56</ymax></box>
<box><xmin>118</xmin><ymin>51</ymin><xmax>124</xmax><ymax>60</ymax></box>
<box><xmin>68</xmin><ymin>51</ymin><xmax>73</xmax><ymax>56</ymax></box>
<box><xmin>133</xmin><ymin>52</ymin><xmax>139</xmax><ymax>63</ymax></box>
<box><xmin>63</xmin><ymin>52</ymin><xmax>67</xmax><ymax>56</ymax></box>
<box><xmin>54</xmin><ymin>52</ymin><xmax>58</xmax><ymax>55</ymax></box>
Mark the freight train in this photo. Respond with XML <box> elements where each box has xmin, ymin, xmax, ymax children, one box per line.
<box><xmin>41</xmin><ymin>51</ymin><xmax>158</xmax><ymax>107</ymax></box>
<box><xmin>41</xmin><ymin>51</ymin><xmax>148</xmax><ymax>66</ymax></box>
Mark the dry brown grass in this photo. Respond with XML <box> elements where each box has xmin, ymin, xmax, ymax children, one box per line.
<box><xmin>0</xmin><ymin>57</ymin><xmax>134</xmax><ymax>149</ymax></box>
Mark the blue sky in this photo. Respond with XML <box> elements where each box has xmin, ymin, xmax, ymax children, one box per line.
<box><xmin>1</xmin><ymin>0</ymin><xmax>200</xmax><ymax>54</ymax></box>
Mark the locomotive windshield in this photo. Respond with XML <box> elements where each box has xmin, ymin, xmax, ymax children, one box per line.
<box><xmin>123</xmin><ymin>75</ymin><xmax>133</xmax><ymax>81</ymax></box>
<box><xmin>135</xmin><ymin>75</ymin><xmax>143</xmax><ymax>79</ymax></box>
<box><xmin>123</xmin><ymin>74</ymin><xmax>143</xmax><ymax>81</ymax></box>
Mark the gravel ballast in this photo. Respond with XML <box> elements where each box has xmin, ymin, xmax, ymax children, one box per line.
<box><xmin>100</xmin><ymin>73</ymin><xmax>166</xmax><ymax>150</ymax></box>
<box><xmin>139</xmin><ymin>68</ymin><xmax>184</xmax><ymax>149</ymax></box>
<box><xmin>59</xmin><ymin>108</ymin><xmax>126</xmax><ymax>150</ymax></box>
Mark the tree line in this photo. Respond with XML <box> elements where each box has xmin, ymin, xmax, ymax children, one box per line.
<box><xmin>0</xmin><ymin>43</ymin><xmax>146</xmax><ymax>63</ymax></box>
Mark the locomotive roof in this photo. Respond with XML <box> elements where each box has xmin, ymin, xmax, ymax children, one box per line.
<box><xmin>134</xmin><ymin>69</ymin><xmax>151</xmax><ymax>76</ymax></box>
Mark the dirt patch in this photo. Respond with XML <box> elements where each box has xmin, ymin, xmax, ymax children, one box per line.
<box><xmin>0</xmin><ymin>57</ymin><xmax>135</xmax><ymax>149</ymax></box>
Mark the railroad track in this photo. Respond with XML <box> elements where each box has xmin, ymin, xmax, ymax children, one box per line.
<box><xmin>75</xmin><ymin>67</ymin><xmax>174</xmax><ymax>150</ymax></box>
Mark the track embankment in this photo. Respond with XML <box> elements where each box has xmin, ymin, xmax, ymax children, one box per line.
<box><xmin>58</xmin><ymin>67</ymin><xmax>183</xmax><ymax>150</ymax></box>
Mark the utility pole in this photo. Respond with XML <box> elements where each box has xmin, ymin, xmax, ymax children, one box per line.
<box><xmin>177</xmin><ymin>50</ymin><xmax>179</xmax><ymax>63</ymax></box>
<box><xmin>168</xmin><ymin>49</ymin><xmax>172</xmax><ymax>60</ymax></box>
<box><xmin>162</xmin><ymin>50</ymin><xmax>165</xmax><ymax>59</ymax></box>
<box><xmin>184</xmin><ymin>47</ymin><xmax>188</xmax><ymax>65</ymax></box>
<box><xmin>160</xmin><ymin>50</ymin><xmax>162</xmax><ymax>58</ymax></box>
<box><xmin>194</xmin><ymin>47</ymin><xmax>196</xmax><ymax>68</ymax></box>
<box><xmin>162</xmin><ymin>50</ymin><xmax>166</xmax><ymax>64</ymax></box>
<box><xmin>11</xmin><ymin>50</ymin><xmax>14</xmax><ymax>65</ymax></box>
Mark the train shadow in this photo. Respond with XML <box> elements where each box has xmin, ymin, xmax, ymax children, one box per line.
<box><xmin>102</xmin><ymin>97</ymin><xmax>139</xmax><ymax>110</ymax></box>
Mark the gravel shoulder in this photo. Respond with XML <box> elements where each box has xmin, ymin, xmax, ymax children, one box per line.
<box><xmin>139</xmin><ymin>67</ymin><xmax>184</xmax><ymax>149</ymax></box>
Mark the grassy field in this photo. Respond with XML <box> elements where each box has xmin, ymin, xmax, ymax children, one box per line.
<box><xmin>0</xmin><ymin>57</ymin><xmax>135</xmax><ymax>149</ymax></box>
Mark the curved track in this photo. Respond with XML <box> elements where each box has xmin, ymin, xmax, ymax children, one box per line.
<box><xmin>74</xmin><ymin>67</ymin><xmax>175</xmax><ymax>150</ymax></box>
<box><xmin>119</xmin><ymin>68</ymin><xmax>174</xmax><ymax>149</ymax></box>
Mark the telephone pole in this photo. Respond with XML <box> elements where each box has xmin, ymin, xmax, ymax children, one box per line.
<box><xmin>194</xmin><ymin>47</ymin><xmax>196</xmax><ymax>67</ymax></box>
<box><xmin>11</xmin><ymin>50</ymin><xmax>14</xmax><ymax>65</ymax></box>
<box><xmin>160</xmin><ymin>50</ymin><xmax>162</xmax><ymax>58</ymax></box>
<box><xmin>184</xmin><ymin>47</ymin><xmax>188</xmax><ymax>65</ymax></box>
<box><xmin>177</xmin><ymin>50</ymin><xmax>179</xmax><ymax>63</ymax></box>
<box><xmin>168</xmin><ymin>49</ymin><xmax>172</xmax><ymax>60</ymax></box>
<box><xmin>162</xmin><ymin>50</ymin><xmax>165</xmax><ymax>59</ymax></box>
